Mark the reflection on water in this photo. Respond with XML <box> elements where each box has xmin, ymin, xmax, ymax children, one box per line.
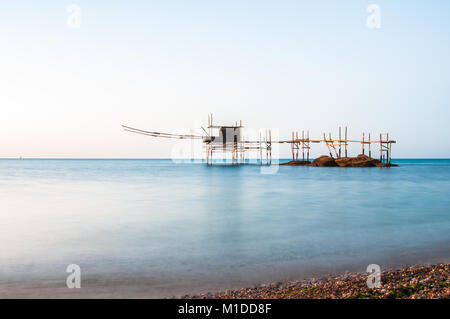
<box><xmin>0</xmin><ymin>159</ymin><xmax>449</xmax><ymax>297</ymax></box>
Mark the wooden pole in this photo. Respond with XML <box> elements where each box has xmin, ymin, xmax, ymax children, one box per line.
<box><xmin>269</xmin><ymin>130</ymin><xmax>272</xmax><ymax>165</ymax></box>
<box><xmin>369</xmin><ymin>133</ymin><xmax>371</xmax><ymax>158</ymax></box>
<box><xmin>302</xmin><ymin>130</ymin><xmax>305</xmax><ymax>160</ymax></box>
<box><xmin>345</xmin><ymin>126</ymin><xmax>348</xmax><ymax>158</ymax></box>
<box><xmin>266</xmin><ymin>130</ymin><xmax>268</xmax><ymax>165</ymax></box>
<box><xmin>291</xmin><ymin>131</ymin><xmax>294</xmax><ymax>161</ymax></box>
<box><xmin>388</xmin><ymin>142</ymin><xmax>392</xmax><ymax>164</ymax></box>
<box><xmin>307</xmin><ymin>130</ymin><xmax>310</xmax><ymax>161</ymax></box>
<box><xmin>329</xmin><ymin>132</ymin><xmax>336</xmax><ymax>158</ymax></box>
<box><xmin>259</xmin><ymin>132</ymin><xmax>262</xmax><ymax>165</ymax></box>
<box><xmin>362</xmin><ymin>133</ymin><xmax>365</xmax><ymax>155</ymax></box>
<box><xmin>387</xmin><ymin>133</ymin><xmax>390</xmax><ymax>164</ymax></box>
<box><xmin>324</xmin><ymin>133</ymin><xmax>332</xmax><ymax>157</ymax></box>
<box><xmin>232</xmin><ymin>146</ymin><xmax>234</xmax><ymax>165</ymax></box>
<box><xmin>380</xmin><ymin>133</ymin><xmax>382</xmax><ymax>162</ymax></box>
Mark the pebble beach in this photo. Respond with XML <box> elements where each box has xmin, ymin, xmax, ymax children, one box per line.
<box><xmin>187</xmin><ymin>263</ymin><xmax>449</xmax><ymax>299</ymax></box>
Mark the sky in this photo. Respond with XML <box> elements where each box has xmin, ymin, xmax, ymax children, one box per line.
<box><xmin>0</xmin><ymin>0</ymin><xmax>449</xmax><ymax>158</ymax></box>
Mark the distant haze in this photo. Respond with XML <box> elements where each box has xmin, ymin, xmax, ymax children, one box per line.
<box><xmin>1</xmin><ymin>1</ymin><xmax>449</xmax><ymax>158</ymax></box>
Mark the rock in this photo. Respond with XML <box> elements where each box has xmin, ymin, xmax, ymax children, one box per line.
<box><xmin>280</xmin><ymin>154</ymin><xmax>398</xmax><ymax>167</ymax></box>
<box><xmin>311</xmin><ymin>156</ymin><xmax>337</xmax><ymax>167</ymax></box>
<box><xmin>335</xmin><ymin>157</ymin><xmax>353</xmax><ymax>167</ymax></box>
<box><xmin>351</xmin><ymin>159</ymin><xmax>378</xmax><ymax>167</ymax></box>
<box><xmin>280</xmin><ymin>160</ymin><xmax>311</xmax><ymax>166</ymax></box>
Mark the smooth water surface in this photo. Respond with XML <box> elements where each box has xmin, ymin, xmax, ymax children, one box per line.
<box><xmin>0</xmin><ymin>159</ymin><xmax>449</xmax><ymax>297</ymax></box>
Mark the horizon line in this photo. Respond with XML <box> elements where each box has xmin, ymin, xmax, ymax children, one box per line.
<box><xmin>1</xmin><ymin>157</ymin><xmax>450</xmax><ymax>160</ymax></box>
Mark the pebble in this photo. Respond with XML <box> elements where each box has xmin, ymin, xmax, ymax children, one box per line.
<box><xmin>184</xmin><ymin>263</ymin><xmax>449</xmax><ymax>299</ymax></box>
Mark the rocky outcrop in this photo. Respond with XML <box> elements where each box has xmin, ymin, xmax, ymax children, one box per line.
<box><xmin>310</xmin><ymin>156</ymin><xmax>338</xmax><ymax>167</ymax></box>
<box><xmin>280</xmin><ymin>160</ymin><xmax>311</xmax><ymax>166</ymax></box>
<box><xmin>281</xmin><ymin>154</ymin><xmax>398</xmax><ymax>167</ymax></box>
<box><xmin>335</xmin><ymin>154</ymin><xmax>379</xmax><ymax>167</ymax></box>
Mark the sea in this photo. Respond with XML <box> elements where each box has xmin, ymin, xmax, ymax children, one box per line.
<box><xmin>0</xmin><ymin>159</ymin><xmax>449</xmax><ymax>297</ymax></box>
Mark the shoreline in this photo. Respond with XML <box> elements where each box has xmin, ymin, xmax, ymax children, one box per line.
<box><xmin>186</xmin><ymin>263</ymin><xmax>449</xmax><ymax>299</ymax></box>
<box><xmin>1</xmin><ymin>263</ymin><xmax>448</xmax><ymax>299</ymax></box>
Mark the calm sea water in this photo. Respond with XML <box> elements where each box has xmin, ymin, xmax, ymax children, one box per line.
<box><xmin>0</xmin><ymin>159</ymin><xmax>449</xmax><ymax>297</ymax></box>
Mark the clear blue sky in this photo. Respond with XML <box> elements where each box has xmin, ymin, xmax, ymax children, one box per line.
<box><xmin>0</xmin><ymin>1</ymin><xmax>449</xmax><ymax>158</ymax></box>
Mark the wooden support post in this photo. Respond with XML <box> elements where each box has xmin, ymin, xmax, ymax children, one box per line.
<box><xmin>269</xmin><ymin>130</ymin><xmax>272</xmax><ymax>165</ymax></box>
<box><xmin>239</xmin><ymin>140</ymin><xmax>241</xmax><ymax>165</ymax></box>
<box><xmin>362</xmin><ymin>133</ymin><xmax>365</xmax><ymax>155</ymax></box>
<box><xmin>266</xmin><ymin>130</ymin><xmax>268</xmax><ymax>165</ymax></box>
<box><xmin>339</xmin><ymin>126</ymin><xmax>342</xmax><ymax>158</ymax></box>
<box><xmin>208</xmin><ymin>114</ymin><xmax>210</xmax><ymax>137</ymax></box>
<box><xmin>380</xmin><ymin>133</ymin><xmax>382</xmax><ymax>162</ymax></box>
<box><xmin>345</xmin><ymin>127</ymin><xmax>348</xmax><ymax>158</ymax></box>
<box><xmin>259</xmin><ymin>132</ymin><xmax>262</xmax><ymax>166</ymax></box>
<box><xmin>369</xmin><ymin>133</ymin><xmax>371</xmax><ymax>158</ymax></box>
<box><xmin>329</xmin><ymin>132</ymin><xmax>335</xmax><ymax>158</ymax></box>
<box><xmin>291</xmin><ymin>131</ymin><xmax>294</xmax><ymax>161</ymax></box>
<box><xmin>388</xmin><ymin>142</ymin><xmax>392</xmax><ymax>164</ymax></box>
<box><xmin>302</xmin><ymin>130</ymin><xmax>305</xmax><ymax>160</ymax></box>
<box><xmin>324</xmin><ymin>133</ymin><xmax>332</xmax><ymax>157</ymax></box>
<box><xmin>307</xmin><ymin>130</ymin><xmax>310</xmax><ymax>161</ymax></box>
<box><xmin>387</xmin><ymin>133</ymin><xmax>390</xmax><ymax>164</ymax></box>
